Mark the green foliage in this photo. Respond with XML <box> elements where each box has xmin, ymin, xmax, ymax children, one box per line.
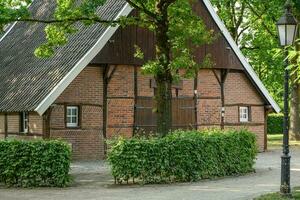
<box><xmin>267</xmin><ymin>113</ymin><xmax>284</xmax><ymax>134</ymax></box>
<box><xmin>0</xmin><ymin>140</ymin><xmax>71</xmax><ymax>187</ymax></box>
<box><xmin>108</xmin><ymin>129</ymin><xmax>257</xmax><ymax>184</ymax></box>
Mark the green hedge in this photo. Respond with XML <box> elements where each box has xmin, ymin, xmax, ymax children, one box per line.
<box><xmin>0</xmin><ymin>140</ymin><xmax>71</xmax><ymax>187</ymax></box>
<box><xmin>267</xmin><ymin>113</ymin><xmax>284</xmax><ymax>134</ymax></box>
<box><xmin>108</xmin><ymin>129</ymin><xmax>257</xmax><ymax>184</ymax></box>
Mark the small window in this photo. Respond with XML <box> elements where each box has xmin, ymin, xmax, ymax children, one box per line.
<box><xmin>20</xmin><ymin>112</ymin><xmax>29</xmax><ymax>133</ymax></box>
<box><xmin>239</xmin><ymin>106</ymin><xmax>250</xmax><ymax>122</ymax></box>
<box><xmin>66</xmin><ymin>106</ymin><xmax>79</xmax><ymax>128</ymax></box>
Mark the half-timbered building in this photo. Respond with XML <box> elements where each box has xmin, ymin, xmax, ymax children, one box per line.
<box><xmin>0</xmin><ymin>0</ymin><xmax>280</xmax><ymax>160</ymax></box>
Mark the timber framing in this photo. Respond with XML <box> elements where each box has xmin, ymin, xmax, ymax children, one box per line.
<box><xmin>212</xmin><ymin>69</ymin><xmax>229</xmax><ymax>130</ymax></box>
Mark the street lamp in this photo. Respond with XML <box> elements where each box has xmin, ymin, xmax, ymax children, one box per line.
<box><xmin>276</xmin><ymin>0</ymin><xmax>298</xmax><ymax>196</ymax></box>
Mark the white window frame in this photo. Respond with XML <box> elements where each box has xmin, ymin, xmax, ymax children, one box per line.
<box><xmin>239</xmin><ymin>106</ymin><xmax>250</xmax><ymax>123</ymax></box>
<box><xmin>21</xmin><ymin>112</ymin><xmax>29</xmax><ymax>133</ymax></box>
<box><xmin>66</xmin><ymin>106</ymin><xmax>79</xmax><ymax>128</ymax></box>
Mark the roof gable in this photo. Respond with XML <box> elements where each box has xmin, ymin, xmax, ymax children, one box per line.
<box><xmin>0</xmin><ymin>0</ymin><xmax>280</xmax><ymax>114</ymax></box>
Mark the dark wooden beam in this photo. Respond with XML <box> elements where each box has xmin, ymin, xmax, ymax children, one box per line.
<box><xmin>194</xmin><ymin>74</ymin><xmax>198</xmax><ymax>129</ymax></box>
<box><xmin>225</xmin><ymin>103</ymin><xmax>265</xmax><ymax>107</ymax></box>
<box><xmin>54</xmin><ymin>102</ymin><xmax>103</xmax><ymax>107</ymax></box>
<box><xmin>42</xmin><ymin>108</ymin><xmax>52</xmax><ymax>139</ymax></box>
<box><xmin>103</xmin><ymin>64</ymin><xmax>109</xmax><ymax>151</ymax></box>
<box><xmin>133</xmin><ymin>65</ymin><xmax>138</xmax><ymax>136</ymax></box>
<box><xmin>220</xmin><ymin>69</ymin><xmax>229</xmax><ymax>130</ymax></box>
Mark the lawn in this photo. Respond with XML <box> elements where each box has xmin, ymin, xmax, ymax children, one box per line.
<box><xmin>268</xmin><ymin>134</ymin><xmax>300</xmax><ymax>149</ymax></box>
<box><xmin>255</xmin><ymin>187</ymin><xmax>300</xmax><ymax>199</ymax></box>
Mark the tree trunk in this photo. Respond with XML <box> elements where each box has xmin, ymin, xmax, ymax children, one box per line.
<box><xmin>290</xmin><ymin>36</ymin><xmax>300</xmax><ymax>140</ymax></box>
<box><xmin>290</xmin><ymin>77</ymin><xmax>300</xmax><ymax>140</ymax></box>
<box><xmin>155</xmin><ymin>76</ymin><xmax>172</xmax><ymax>136</ymax></box>
<box><xmin>154</xmin><ymin>0</ymin><xmax>174</xmax><ymax>136</ymax></box>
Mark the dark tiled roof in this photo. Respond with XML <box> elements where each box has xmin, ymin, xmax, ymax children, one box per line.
<box><xmin>0</xmin><ymin>0</ymin><xmax>126</xmax><ymax>113</ymax></box>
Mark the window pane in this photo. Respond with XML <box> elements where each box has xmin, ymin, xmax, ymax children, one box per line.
<box><xmin>67</xmin><ymin>116</ymin><xmax>71</xmax><ymax>123</ymax></box>
<box><xmin>67</xmin><ymin>109</ymin><xmax>71</xmax><ymax>116</ymax></box>
<box><xmin>73</xmin><ymin>108</ymin><xmax>78</xmax><ymax>115</ymax></box>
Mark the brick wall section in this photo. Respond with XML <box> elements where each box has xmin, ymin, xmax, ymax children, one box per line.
<box><xmin>107</xmin><ymin>65</ymin><xmax>135</xmax><ymax>138</ymax></box>
<box><xmin>194</xmin><ymin>69</ymin><xmax>267</xmax><ymax>151</ymax></box>
<box><xmin>224</xmin><ymin>72</ymin><xmax>266</xmax><ymax>151</ymax></box>
<box><xmin>197</xmin><ymin>70</ymin><xmax>221</xmax><ymax>126</ymax></box>
<box><xmin>50</xmin><ymin>66</ymin><xmax>104</xmax><ymax>160</ymax></box>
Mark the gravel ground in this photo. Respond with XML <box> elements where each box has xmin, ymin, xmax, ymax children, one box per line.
<box><xmin>1</xmin><ymin>148</ymin><xmax>300</xmax><ymax>200</ymax></box>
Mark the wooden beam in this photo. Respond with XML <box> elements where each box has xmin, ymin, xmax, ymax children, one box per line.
<box><xmin>225</xmin><ymin>103</ymin><xmax>265</xmax><ymax>107</ymax></box>
<box><xmin>133</xmin><ymin>65</ymin><xmax>138</xmax><ymax>136</ymax></box>
<box><xmin>220</xmin><ymin>69</ymin><xmax>229</xmax><ymax>130</ymax></box>
<box><xmin>103</xmin><ymin>65</ymin><xmax>109</xmax><ymax>145</ymax></box>
<box><xmin>194</xmin><ymin>74</ymin><xmax>198</xmax><ymax>130</ymax></box>
<box><xmin>42</xmin><ymin>108</ymin><xmax>52</xmax><ymax>139</ymax></box>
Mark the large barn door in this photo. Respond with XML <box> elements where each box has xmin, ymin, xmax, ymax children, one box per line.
<box><xmin>134</xmin><ymin>97</ymin><xmax>196</xmax><ymax>135</ymax></box>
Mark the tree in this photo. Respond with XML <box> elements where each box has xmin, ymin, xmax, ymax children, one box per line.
<box><xmin>0</xmin><ymin>0</ymin><xmax>214</xmax><ymax>136</ymax></box>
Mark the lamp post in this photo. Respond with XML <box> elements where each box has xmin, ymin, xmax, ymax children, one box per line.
<box><xmin>276</xmin><ymin>0</ymin><xmax>298</xmax><ymax>196</ymax></box>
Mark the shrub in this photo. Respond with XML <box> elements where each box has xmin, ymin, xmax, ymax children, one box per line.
<box><xmin>0</xmin><ymin>140</ymin><xmax>71</xmax><ymax>187</ymax></box>
<box><xmin>108</xmin><ymin>129</ymin><xmax>257</xmax><ymax>184</ymax></box>
<box><xmin>267</xmin><ymin>113</ymin><xmax>284</xmax><ymax>134</ymax></box>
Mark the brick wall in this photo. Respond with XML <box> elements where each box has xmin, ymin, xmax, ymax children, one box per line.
<box><xmin>195</xmin><ymin>70</ymin><xmax>266</xmax><ymax>151</ymax></box>
<box><xmin>50</xmin><ymin>66</ymin><xmax>104</xmax><ymax>160</ymax></box>
<box><xmin>225</xmin><ymin>72</ymin><xmax>266</xmax><ymax>151</ymax></box>
<box><xmin>107</xmin><ymin>65</ymin><xmax>135</xmax><ymax>138</ymax></box>
<box><xmin>0</xmin><ymin>65</ymin><xmax>269</xmax><ymax>158</ymax></box>
<box><xmin>107</xmin><ymin>66</ymin><xmax>267</xmax><ymax>151</ymax></box>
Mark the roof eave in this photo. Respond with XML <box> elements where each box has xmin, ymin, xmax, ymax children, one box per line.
<box><xmin>34</xmin><ymin>3</ymin><xmax>133</xmax><ymax>115</ymax></box>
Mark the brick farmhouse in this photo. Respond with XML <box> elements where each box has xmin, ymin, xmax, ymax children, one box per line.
<box><xmin>0</xmin><ymin>0</ymin><xmax>280</xmax><ymax>160</ymax></box>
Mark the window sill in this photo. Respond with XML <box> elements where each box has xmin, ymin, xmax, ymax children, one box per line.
<box><xmin>65</xmin><ymin>126</ymin><xmax>81</xmax><ymax>130</ymax></box>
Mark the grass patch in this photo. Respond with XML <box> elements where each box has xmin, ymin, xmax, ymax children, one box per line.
<box><xmin>254</xmin><ymin>187</ymin><xmax>300</xmax><ymax>199</ymax></box>
<box><xmin>268</xmin><ymin>134</ymin><xmax>300</xmax><ymax>149</ymax></box>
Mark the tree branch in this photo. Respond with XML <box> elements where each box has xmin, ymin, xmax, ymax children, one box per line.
<box><xmin>124</xmin><ymin>0</ymin><xmax>157</xmax><ymax>20</ymax></box>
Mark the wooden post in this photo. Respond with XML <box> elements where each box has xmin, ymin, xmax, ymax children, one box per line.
<box><xmin>212</xmin><ymin>69</ymin><xmax>229</xmax><ymax>130</ymax></box>
<box><xmin>4</xmin><ymin>113</ymin><xmax>8</xmax><ymax>139</ymax></box>
<box><xmin>220</xmin><ymin>69</ymin><xmax>229</xmax><ymax>130</ymax></box>
<box><xmin>194</xmin><ymin>72</ymin><xmax>198</xmax><ymax>130</ymax></box>
<box><xmin>42</xmin><ymin>108</ymin><xmax>52</xmax><ymax>139</ymax></box>
<box><xmin>133</xmin><ymin>65</ymin><xmax>138</xmax><ymax>135</ymax></box>
<box><xmin>103</xmin><ymin>65</ymin><xmax>117</xmax><ymax>155</ymax></box>
<box><xmin>103</xmin><ymin>65</ymin><xmax>108</xmax><ymax>142</ymax></box>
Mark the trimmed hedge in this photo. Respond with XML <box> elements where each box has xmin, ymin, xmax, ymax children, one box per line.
<box><xmin>267</xmin><ymin>113</ymin><xmax>284</xmax><ymax>134</ymax></box>
<box><xmin>108</xmin><ymin>129</ymin><xmax>257</xmax><ymax>184</ymax></box>
<box><xmin>0</xmin><ymin>140</ymin><xmax>71</xmax><ymax>187</ymax></box>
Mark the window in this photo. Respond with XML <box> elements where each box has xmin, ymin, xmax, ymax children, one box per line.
<box><xmin>20</xmin><ymin>112</ymin><xmax>29</xmax><ymax>133</ymax></box>
<box><xmin>239</xmin><ymin>106</ymin><xmax>250</xmax><ymax>122</ymax></box>
<box><xmin>66</xmin><ymin>106</ymin><xmax>79</xmax><ymax>128</ymax></box>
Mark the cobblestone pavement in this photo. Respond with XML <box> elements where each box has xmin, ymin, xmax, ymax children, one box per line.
<box><xmin>1</xmin><ymin>148</ymin><xmax>300</xmax><ymax>200</ymax></box>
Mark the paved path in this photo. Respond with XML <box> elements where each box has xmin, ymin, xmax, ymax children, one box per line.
<box><xmin>1</xmin><ymin>148</ymin><xmax>300</xmax><ymax>200</ymax></box>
